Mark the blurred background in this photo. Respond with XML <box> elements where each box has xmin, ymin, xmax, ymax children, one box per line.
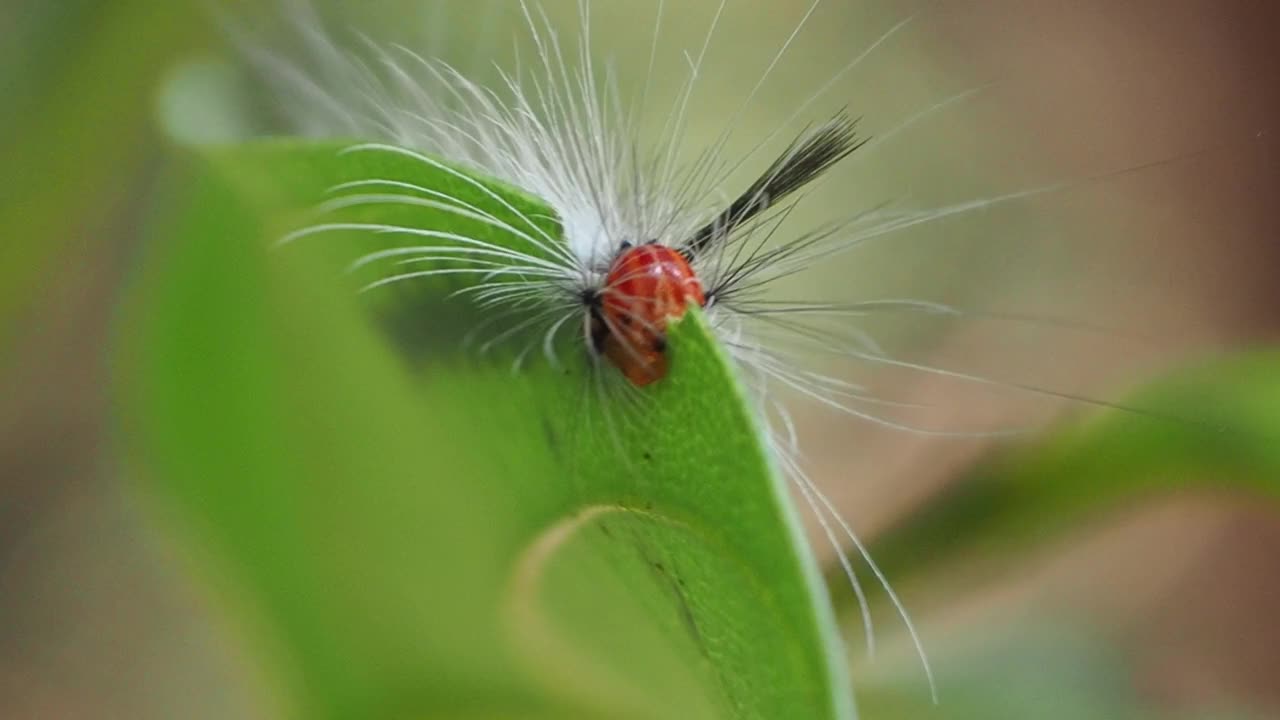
<box><xmin>2</xmin><ymin>1</ymin><xmax>1278</xmax><ymax>717</ymax></box>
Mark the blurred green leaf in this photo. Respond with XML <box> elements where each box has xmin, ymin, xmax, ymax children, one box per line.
<box><xmin>1</xmin><ymin>0</ymin><xmax>205</xmax><ymax>354</ymax></box>
<box><xmin>868</xmin><ymin>352</ymin><xmax>1280</xmax><ymax>582</ymax></box>
<box><xmin>856</xmin><ymin>622</ymin><xmax>1269</xmax><ymax>720</ymax></box>
<box><xmin>116</xmin><ymin>142</ymin><xmax>853</xmax><ymax>719</ymax></box>
<box><xmin>857</xmin><ymin>624</ymin><xmax>1146</xmax><ymax>720</ymax></box>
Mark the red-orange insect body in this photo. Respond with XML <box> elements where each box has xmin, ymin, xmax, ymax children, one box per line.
<box><xmin>599</xmin><ymin>243</ymin><xmax>707</xmax><ymax>386</ymax></box>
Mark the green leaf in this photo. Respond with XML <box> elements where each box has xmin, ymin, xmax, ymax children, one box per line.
<box><xmin>867</xmin><ymin>352</ymin><xmax>1280</xmax><ymax>583</ymax></box>
<box><xmin>1</xmin><ymin>0</ymin><xmax>206</xmax><ymax>353</ymax></box>
<box><xmin>115</xmin><ymin>141</ymin><xmax>853</xmax><ymax>719</ymax></box>
<box><xmin>856</xmin><ymin>621</ymin><xmax>1270</xmax><ymax>720</ymax></box>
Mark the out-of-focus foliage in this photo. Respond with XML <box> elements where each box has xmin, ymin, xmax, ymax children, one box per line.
<box><xmin>0</xmin><ymin>1</ymin><xmax>205</xmax><ymax>355</ymax></box>
<box><xmin>870</xmin><ymin>353</ymin><xmax>1280</xmax><ymax>581</ymax></box>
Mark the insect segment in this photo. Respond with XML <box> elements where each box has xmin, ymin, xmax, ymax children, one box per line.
<box><xmin>591</xmin><ymin>243</ymin><xmax>707</xmax><ymax>386</ymax></box>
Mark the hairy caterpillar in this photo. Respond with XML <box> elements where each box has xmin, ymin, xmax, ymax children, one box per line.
<box><xmin>237</xmin><ymin>0</ymin><xmax>1271</xmax><ymax>706</ymax></box>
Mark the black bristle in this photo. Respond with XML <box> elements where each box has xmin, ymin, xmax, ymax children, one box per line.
<box><xmin>682</xmin><ymin>112</ymin><xmax>866</xmax><ymax>258</ymax></box>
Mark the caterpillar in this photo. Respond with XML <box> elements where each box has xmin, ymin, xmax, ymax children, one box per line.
<box><xmin>239</xmin><ymin>0</ymin><xmax>1269</xmax><ymax>706</ymax></box>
